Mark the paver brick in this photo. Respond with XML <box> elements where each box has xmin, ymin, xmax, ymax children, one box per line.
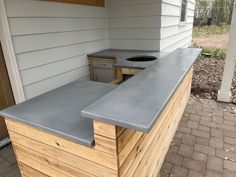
<box><xmin>188</xmin><ymin>170</ymin><xmax>204</xmax><ymax>177</ymax></box>
<box><xmin>196</xmin><ymin>137</ymin><xmax>209</xmax><ymax>146</ymax></box>
<box><xmin>171</xmin><ymin>137</ymin><xmax>181</xmax><ymax>146</ymax></box>
<box><xmin>194</xmin><ymin>144</ymin><xmax>215</xmax><ymax>155</ymax></box>
<box><xmin>224</xmin><ymin>137</ymin><xmax>236</xmax><ymax>145</ymax></box>
<box><xmin>224</xmin><ymin>115</ymin><xmax>236</xmax><ymax>122</ymax></box>
<box><xmin>216</xmin><ymin>149</ymin><xmax>236</xmax><ymax>161</ymax></box>
<box><xmin>224</xmin><ymin>130</ymin><xmax>236</xmax><ymax>138</ymax></box>
<box><xmin>168</xmin><ymin>145</ymin><xmax>178</xmax><ymax>154</ymax></box>
<box><xmin>191</xmin><ymin>129</ymin><xmax>210</xmax><ymax>139</ymax></box>
<box><xmin>187</xmin><ymin>121</ymin><xmax>199</xmax><ymax>129</ymax></box>
<box><xmin>224</xmin><ymin>160</ymin><xmax>236</xmax><ymax>172</ymax></box>
<box><xmin>210</xmin><ymin>137</ymin><xmax>223</xmax><ymax>149</ymax></box>
<box><xmin>174</xmin><ymin>132</ymin><xmax>184</xmax><ymax>139</ymax></box>
<box><xmin>198</xmin><ymin>125</ymin><xmax>210</xmax><ymax>132</ymax></box>
<box><xmin>178</xmin><ymin>144</ymin><xmax>193</xmax><ymax>157</ymax></box>
<box><xmin>223</xmin><ymin>169</ymin><xmax>236</xmax><ymax>177</ymax></box>
<box><xmin>224</xmin><ymin>120</ymin><xmax>235</xmax><ymax>126</ymax></box>
<box><xmin>192</xmin><ymin>151</ymin><xmax>207</xmax><ymax>162</ymax></box>
<box><xmin>205</xmin><ymin>170</ymin><xmax>222</xmax><ymax>177</ymax></box>
<box><xmin>222</xmin><ymin>124</ymin><xmax>236</xmax><ymax>131</ymax></box>
<box><xmin>165</xmin><ymin>154</ymin><xmax>182</xmax><ymax>166</ymax></box>
<box><xmin>182</xmin><ymin>134</ymin><xmax>195</xmax><ymax>145</ymax></box>
<box><xmin>161</xmin><ymin>161</ymin><xmax>172</xmax><ymax>172</ymax></box>
<box><xmin>212</xmin><ymin>110</ymin><xmax>224</xmax><ymax>116</ymax></box>
<box><xmin>182</xmin><ymin>158</ymin><xmax>205</xmax><ymax>173</ymax></box>
<box><xmin>189</xmin><ymin>114</ymin><xmax>201</xmax><ymax>121</ymax></box>
<box><xmin>200</xmin><ymin>120</ymin><xmax>217</xmax><ymax>128</ymax></box>
<box><xmin>207</xmin><ymin>155</ymin><xmax>223</xmax><ymax>172</ymax></box>
<box><xmin>211</xmin><ymin>128</ymin><xmax>224</xmax><ymax>138</ymax></box>
<box><xmin>171</xmin><ymin>165</ymin><xmax>188</xmax><ymax>177</ymax></box>
<box><xmin>212</xmin><ymin>115</ymin><xmax>224</xmax><ymax>124</ymax></box>
<box><xmin>178</xmin><ymin>126</ymin><xmax>191</xmax><ymax>134</ymax></box>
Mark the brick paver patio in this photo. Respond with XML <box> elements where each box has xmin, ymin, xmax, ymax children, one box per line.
<box><xmin>0</xmin><ymin>96</ymin><xmax>236</xmax><ymax>177</ymax></box>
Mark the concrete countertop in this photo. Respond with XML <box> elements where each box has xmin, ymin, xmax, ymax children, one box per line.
<box><xmin>0</xmin><ymin>80</ymin><xmax>116</xmax><ymax>147</ymax></box>
<box><xmin>88</xmin><ymin>49</ymin><xmax>168</xmax><ymax>69</ymax></box>
<box><xmin>82</xmin><ymin>48</ymin><xmax>202</xmax><ymax>133</ymax></box>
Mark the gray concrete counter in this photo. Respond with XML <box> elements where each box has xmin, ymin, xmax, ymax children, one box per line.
<box><xmin>0</xmin><ymin>80</ymin><xmax>116</xmax><ymax>147</ymax></box>
<box><xmin>82</xmin><ymin>48</ymin><xmax>201</xmax><ymax>132</ymax></box>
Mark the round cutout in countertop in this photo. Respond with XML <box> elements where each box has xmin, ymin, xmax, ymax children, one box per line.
<box><xmin>126</xmin><ymin>56</ymin><xmax>157</xmax><ymax>62</ymax></box>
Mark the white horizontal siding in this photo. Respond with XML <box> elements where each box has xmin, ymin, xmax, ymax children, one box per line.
<box><xmin>160</xmin><ymin>29</ymin><xmax>193</xmax><ymax>50</ymax></box>
<box><xmin>109</xmin><ymin>39</ymin><xmax>159</xmax><ymax>51</ymax></box>
<box><xmin>159</xmin><ymin>0</ymin><xmax>195</xmax><ymax>51</ymax></box>
<box><xmin>17</xmin><ymin>40</ymin><xmax>108</xmax><ymax>70</ymax></box>
<box><xmin>109</xmin><ymin>29</ymin><xmax>160</xmax><ymax>40</ymax></box>
<box><xmin>21</xmin><ymin>55</ymin><xmax>88</xmax><ymax>86</ymax></box>
<box><xmin>5</xmin><ymin>0</ymin><xmax>109</xmax><ymax>99</ymax></box>
<box><xmin>107</xmin><ymin>0</ymin><xmax>162</xmax><ymax>50</ymax></box>
<box><xmin>108</xmin><ymin>3</ymin><xmax>162</xmax><ymax>17</ymax></box>
<box><xmin>161</xmin><ymin>23</ymin><xmax>193</xmax><ymax>39</ymax></box>
<box><xmin>13</xmin><ymin>29</ymin><xmax>108</xmax><ymax>54</ymax></box>
<box><xmin>24</xmin><ymin>67</ymin><xmax>89</xmax><ymax>99</ymax></box>
<box><xmin>109</xmin><ymin>16</ymin><xmax>162</xmax><ymax>29</ymax></box>
<box><xmin>161</xmin><ymin>35</ymin><xmax>192</xmax><ymax>52</ymax></box>
<box><xmin>9</xmin><ymin>18</ymin><xmax>108</xmax><ymax>36</ymax></box>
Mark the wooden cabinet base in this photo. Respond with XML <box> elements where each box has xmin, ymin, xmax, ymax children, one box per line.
<box><xmin>6</xmin><ymin>68</ymin><xmax>192</xmax><ymax>177</ymax></box>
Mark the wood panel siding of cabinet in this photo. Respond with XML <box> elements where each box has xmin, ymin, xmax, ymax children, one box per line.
<box><xmin>44</xmin><ymin>0</ymin><xmax>105</xmax><ymax>6</ymax></box>
<box><xmin>0</xmin><ymin>43</ymin><xmax>15</xmax><ymax>140</ymax></box>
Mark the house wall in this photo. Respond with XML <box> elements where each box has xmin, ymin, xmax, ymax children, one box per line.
<box><xmin>107</xmin><ymin>0</ymin><xmax>195</xmax><ymax>52</ymax></box>
<box><xmin>107</xmin><ymin>0</ymin><xmax>162</xmax><ymax>51</ymax></box>
<box><xmin>159</xmin><ymin>0</ymin><xmax>195</xmax><ymax>51</ymax></box>
<box><xmin>4</xmin><ymin>0</ymin><xmax>109</xmax><ymax>99</ymax></box>
<box><xmin>3</xmin><ymin>0</ymin><xmax>195</xmax><ymax>100</ymax></box>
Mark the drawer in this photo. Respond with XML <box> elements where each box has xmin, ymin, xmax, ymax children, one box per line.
<box><xmin>93</xmin><ymin>62</ymin><xmax>113</xmax><ymax>69</ymax></box>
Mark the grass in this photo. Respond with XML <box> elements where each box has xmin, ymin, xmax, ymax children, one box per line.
<box><xmin>193</xmin><ymin>25</ymin><xmax>230</xmax><ymax>37</ymax></box>
<box><xmin>192</xmin><ymin>44</ymin><xmax>227</xmax><ymax>59</ymax></box>
<box><xmin>192</xmin><ymin>24</ymin><xmax>229</xmax><ymax>58</ymax></box>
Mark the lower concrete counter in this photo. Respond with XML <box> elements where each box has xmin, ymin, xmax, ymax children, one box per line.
<box><xmin>0</xmin><ymin>80</ymin><xmax>117</xmax><ymax>147</ymax></box>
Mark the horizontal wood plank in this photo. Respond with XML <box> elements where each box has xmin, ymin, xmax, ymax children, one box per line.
<box><xmin>14</xmin><ymin>144</ymin><xmax>94</xmax><ymax>177</ymax></box>
<box><xmin>6</xmin><ymin>119</ymin><xmax>118</xmax><ymax>170</ymax></box>
<box><xmin>9</xmin><ymin>132</ymin><xmax>118</xmax><ymax>177</ymax></box>
<box><xmin>44</xmin><ymin>0</ymin><xmax>105</xmax><ymax>7</ymax></box>
<box><xmin>19</xmin><ymin>162</ymin><xmax>49</xmax><ymax>177</ymax></box>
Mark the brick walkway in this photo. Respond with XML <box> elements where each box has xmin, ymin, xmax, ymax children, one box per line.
<box><xmin>160</xmin><ymin>96</ymin><xmax>236</xmax><ymax>177</ymax></box>
<box><xmin>0</xmin><ymin>96</ymin><xmax>236</xmax><ymax>177</ymax></box>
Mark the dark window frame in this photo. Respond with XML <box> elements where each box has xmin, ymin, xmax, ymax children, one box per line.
<box><xmin>180</xmin><ymin>0</ymin><xmax>188</xmax><ymax>22</ymax></box>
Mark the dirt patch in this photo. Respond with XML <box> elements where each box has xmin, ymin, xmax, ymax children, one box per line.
<box><xmin>192</xmin><ymin>33</ymin><xmax>229</xmax><ymax>49</ymax></box>
<box><xmin>191</xmin><ymin>56</ymin><xmax>236</xmax><ymax>104</ymax></box>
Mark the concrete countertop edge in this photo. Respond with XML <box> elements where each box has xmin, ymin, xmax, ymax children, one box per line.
<box><xmin>81</xmin><ymin>63</ymin><xmax>193</xmax><ymax>133</ymax></box>
<box><xmin>82</xmin><ymin>48</ymin><xmax>202</xmax><ymax>133</ymax></box>
<box><xmin>2</xmin><ymin>113</ymin><xmax>94</xmax><ymax>147</ymax></box>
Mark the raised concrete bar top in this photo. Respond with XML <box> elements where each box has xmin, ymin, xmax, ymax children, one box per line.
<box><xmin>82</xmin><ymin>48</ymin><xmax>201</xmax><ymax>132</ymax></box>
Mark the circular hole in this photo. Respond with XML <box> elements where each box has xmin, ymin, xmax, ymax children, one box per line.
<box><xmin>126</xmin><ymin>56</ymin><xmax>157</xmax><ymax>62</ymax></box>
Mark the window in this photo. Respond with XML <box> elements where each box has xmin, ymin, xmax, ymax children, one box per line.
<box><xmin>180</xmin><ymin>0</ymin><xmax>187</xmax><ymax>22</ymax></box>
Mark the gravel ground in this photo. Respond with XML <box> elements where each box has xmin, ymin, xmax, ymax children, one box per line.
<box><xmin>191</xmin><ymin>56</ymin><xmax>236</xmax><ymax>104</ymax></box>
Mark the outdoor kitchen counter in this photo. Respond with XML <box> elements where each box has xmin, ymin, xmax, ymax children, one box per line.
<box><xmin>82</xmin><ymin>48</ymin><xmax>202</xmax><ymax>132</ymax></box>
<box><xmin>0</xmin><ymin>80</ymin><xmax>117</xmax><ymax>147</ymax></box>
<box><xmin>0</xmin><ymin>48</ymin><xmax>201</xmax><ymax>177</ymax></box>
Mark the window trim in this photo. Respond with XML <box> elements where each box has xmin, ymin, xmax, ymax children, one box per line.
<box><xmin>180</xmin><ymin>0</ymin><xmax>188</xmax><ymax>25</ymax></box>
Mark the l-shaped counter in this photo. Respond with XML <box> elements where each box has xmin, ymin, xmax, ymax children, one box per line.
<box><xmin>0</xmin><ymin>48</ymin><xmax>201</xmax><ymax>177</ymax></box>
